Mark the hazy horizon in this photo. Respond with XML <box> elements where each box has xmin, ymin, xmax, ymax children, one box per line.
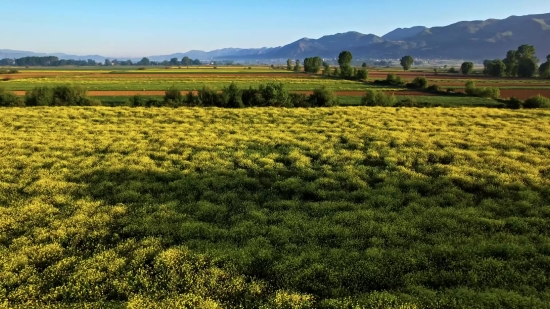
<box><xmin>2</xmin><ymin>0</ymin><xmax>550</xmax><ymax>58</ymax></box>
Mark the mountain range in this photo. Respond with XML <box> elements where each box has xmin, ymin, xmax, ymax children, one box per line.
<box><xmin>2</xmin><ymin>12</ymin><xmax>549</xmax><ymax>62</ymax></box>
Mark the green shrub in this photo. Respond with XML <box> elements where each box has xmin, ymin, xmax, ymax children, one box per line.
<box><xmin>308</xmin><ymin>86</ymin><xmax>337</xmax><ymax>107</ymax></box>
<box><xmin>164</xmin><ymin>86</ymin><xmax>184</xmax><ymax>105</ymax></box>
<box><xmin>197</xmin><ymin>86</ymin><xmax>222</xmax><ymax>107</ymax></box>
<box><xmin>52</xmin><ymin>85</ymin><xmax>88</xmax><ymax>106</ymax></box>
<box><xmin>506</xmin><ymin>96</ymin><xmax>523</xmax><ymax>109</ymax></box>
<box><xmin>25</xmin><ymin>86</ymin><xmax>54</xmax><ymax>106</ymax></box>
<box><xmin>475</xmin><ymin>87</ymin><xmax>500</xmax><ymax>99</ymax></box>
<box><xmin>395</xmin><ymin>97</ymin><xmax>422</xmax><ymax>107</ymax></box>
<box><xmin>258</xmin><ymin>83</ymin><xmax>290</xmax><ymax>107</ymax></box>
<box><xmin>289</xmin><ymin>93</ymin><xmax>310</xmax><ymax>108</ymax></box>
<box><xmin>465</xmin><ymin>80</ymin><xmax>476</xmax><ymax>95</ymax></box>
<box><xmin>8</xmin><ymin>69</ymin><xmax>19</xmax><ymax>74</ymax></box>
<box><xmin>242</xmin><ymin>87</ymin><xmax>262</xmax><ymax>107</ymax></box>
<box><xmin>220</xmin><ymin>83</ymin><xmax>244</xmax><ymax>108</ymax></box>
<box><xmin>355</xmin><ymin>69</ymin><xmax>368</xmax><ymax>80</ymax></box>
<box><xmin>0</xmin><ymin>88</ymin><xmax>24</xmax><ymax>107</ymax></box>
<box><xmin>407</xmin><ymin>77</ymin><xmax>428</xmax><ymax>89</ymax></box>
<box><xmin>426</xmin><ymin>84</ymin><xmax>442</xmax><ymax>93</ymax></box>
<box><xmin>128</xmin><ymin>94</ymin><xmax>146</xmax><ymax>107</ymax></box>
<box><xmin>523</xmin><ymin>95</ymin><xmax>550</xmax><ymax>108</ymax></box>
<box><xmin>361</xmin><ymin>90</ymin><xmax>397</xmax><ymax>106</ymax></box>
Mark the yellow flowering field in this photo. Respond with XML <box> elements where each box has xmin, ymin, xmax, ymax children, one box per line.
<box><xmin>1</xmin><ymin>107</ymin><xmax>550</xmax><ymax>308</ymax></box>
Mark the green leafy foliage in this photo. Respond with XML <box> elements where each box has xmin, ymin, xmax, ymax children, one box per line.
<box><xmin>464</xmin><ymin>81</ymin><xmax>500</xmax><ymax>99</ymax></box>
<box><xmin>523</xmin><ymin>94</ymin><xmax>550</xmax><ymax>108</ymax></box>
<box><xmin>400</xmin><ymin>55</ymin><xmax>414</xmax><ymax>71</ymax></box>
<box><xmin>406</xmin><ymin>76</ymin><xmax>428</xmax><ymax>89</ymax></box>
<box><xmin>361</xmin><ymin>90</ymin><xmax>397</xmax><ymax>106</ymax></box>
<box><xmin>460</xmin><ymin>62</ymin><xmax>474</xmax><ymax>75</ymax></box>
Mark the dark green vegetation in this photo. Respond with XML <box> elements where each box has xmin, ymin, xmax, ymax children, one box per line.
<box><xmin>1</xmin><ymin>108</ymin><xmax>550</xmax><ymax>308</ymax></box>
<box><xmin>400</xmin><ymin>56</ymin><xmax>414</xmax><ymax>71</ymax></box>
<box><xmin>484</xmin><ymin>45</ymin><xmax>542</xmax><ymax>78</ymax></box>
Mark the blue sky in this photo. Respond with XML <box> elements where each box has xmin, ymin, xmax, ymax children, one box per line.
<box><xmin>2</xmin><ymin>0</ymin><xmax>549</xmax><ymax>57</ymax></box>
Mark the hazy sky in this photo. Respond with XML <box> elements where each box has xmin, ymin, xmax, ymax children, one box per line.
<box><xmin>2</xmin><ymin>0</ymin><xmax>549</xmax><ymax>57</ymax></box>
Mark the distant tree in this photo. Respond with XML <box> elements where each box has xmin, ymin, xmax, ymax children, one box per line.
<box><xmin>192</xmin><ymin>59</ymin><xmax>201</xmax><ymax>65</ymax></box>
<box><xmin>138</xmin><ymin>57</ymin><xmax>150</xmax><ymax>66</ymax></box>
<box><xmin>400</xmin><ymin>56</ymin><xmax>414</xmax><ymax>71</ymax></box>
<box><xmin>170</xmin><ymin>58</ymin><xmax>179</xmax><ymax>66</ymax></box>
<box><xmin>355</xmin><ymin>69</ymin><xmax>368</xmax><ymax>80</ymax></box>
<box><xmin>485</xmin><ymin>59</ymin><xmax>506</xmax><ymax>77</ymax></box>
<box><xmin>338</xmin><ymin>51</ymin><xmax>353</xmax><ymax>78</ymax></box>
<box><xmin>539</xmin><ymin>54</ymin><xmax>550</xmax><ymax>79</ymax></box>
<box><xmin>104</xmin><ymin>59</ymin><xmax>112</xmax><ymax>66</ymax></box>
<box><xmin>460</xmin><ymin>62</ymin><xmax>474</xmax><ymax>75</ymax></box>
<box><xmin>293</xmin><ymin>59</ymin><xmax>301</xmax><ymax>72</ymax></box>
<box><xmin>362</xmin><ymin>62</ymin><xmax>367</xmax><ymax>68</ymax></box>
<box><xmin>182</xmin><ymin>56</ymin><xmax>192</xmax><ymax>66</ymax></box>
<box><xmin>287</xmin><ymin>59</ymin><xmax>292</xmax><ymax>71</ymax></box>
<box><xmin>303</xmin><ymin>57</ymin><xmax>323</xmax><ymax>73</ymax></box>
<box><xmin>518</xmin><ymin>58</ymin><xmax>538</xmax><ymax>78</ymax></box>
<box><xmin>503</xmin><ymin>50</ymin><xmax>518</xmax><ymax>77</ymax></box>
<box><xmin>322</xmin><ymin>63</ymin><xmax>331</xmax><ymax>76</ymax></box>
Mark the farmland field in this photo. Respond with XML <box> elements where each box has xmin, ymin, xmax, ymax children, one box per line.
<box><xmin>1</xmin><ymin>107</ymin><xmax>550</xmax><ymax>308</ymax></box>
<box><xmin>2</xmin><ymin>67</ymin><xmax>550</xmax><ymax>100</ymax></box>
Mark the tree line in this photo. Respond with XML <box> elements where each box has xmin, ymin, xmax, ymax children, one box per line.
<box><xmin>286</xmin><ymin>52</ymin><xmax>368</xmax><ymax>80</ymax></box>
<box><xmin>0</xmin><ymin>56</ymin><xmax>204</xmax><ymax>67</ymax></box>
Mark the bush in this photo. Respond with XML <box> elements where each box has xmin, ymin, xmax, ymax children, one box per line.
<box><xmin>242</xmin><ymin>87</ymin><xmax>262</xmax><ymax>107</ymax></box>
<box><xmin>361</xmin><ymin>90</ymin><xmax>397</xmax><ymax>106</ymax></box>
<box><xmin>465</xmin><ymin>80</ymin><xmax>476</xmax><ymax>95</ymax></box>
<box><xmin>308</xmin><ymin>86</ymin><xmax>337</xmax><ymax>107</ymax></box>
<box><xmin>52</xmin><ymin>85</ymin><xmax>88</xmax><ymax>106</ymax></box>
<box><xmin>258</xmin><ymin>83</ymin><xmax>290</xmax><ymax>107</ymax></box>
<box><xmin>523</xmin><ymin>95</ymin><xmax>550</xmax><ymax>109</ymax></box>
<box><xmin>0</xmin><ymin>88</ymin><xmax>24</xmax><ymax>107</ymax></box>
<box><xmin>220</xmin><ymin>83</ymin><xmax>244</xmax><ymax>108</ymax></box>
<box><xmin>128</xmin><ymin>94</ymin><xmax>146</xmax><ymax>107</ymax></box>
<box><xmin>355</xmin><ymin>69</ymin><xmax>368</xmax><ymax>80</ymax></box>
<box><xmin>475</xmin><ymin>87</ymin><xmax>500</xmax><ymax>99</ymax></box>
<box><xmin>289</xmin><ymin>93</ymin><xmax>310</xmax><ymax>107</ymax></box>
<box><xmin>464</xmin><ymin>81</ymin><xmax>499</xmax><ymax>99</ymax></box>
<box><xmin>164</xmin><ymin>86</ymin><xmax>184</xmax><ymax>105</ymax></box>
<box><xmin>197</xmin><ymin>86</ymin><xmax>222</xmax><ymax>107</ymax></box>
<box><xmin>25</xmin><ymin>86</ymin><xmax>54</xmax><ymax>106</ymax></box>
<box><xmin>8</xmin><ymin>69</ymin><xmax>19</xmax><ymax>74</ymax></box>
<box><xmin>449</xmin><ymin>67</ymin><xmax>458</xmax><ymax>73</ymax></box>
<box><xmin>506</xmin><ymin>96</ymin><xmax>523</xmax><ymax>109</ymax></box>
<box><xmin>138</xmin><ymin>67</ymin><xmax>146</xmax><ymax>70</ymax></box>
<box><xmin>407</xmin><ymin>77</ymin><xmax>428</xmax><ymax>89</ymax></box>
<box><xmin>80</xmin><ymin>97</ymin><xmax>102</xmax><ymax>106</ymax></box>
<box><xmin>426</xmin><ymin>84</ymin><xmax>442</xmax><ymax>93</ymax></box>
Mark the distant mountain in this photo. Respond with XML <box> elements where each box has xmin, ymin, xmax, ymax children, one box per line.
<box><xmin>3</xmin><ymin>12</ymin><xmax>550</xmax><ymax>62</ymax></box>
<box><xmin>382</xmin><ymin>26</ymin><xmax>427</xmax><ymax>41</ymax></box>
<box><xmin>0</xmin><ymin>49</ymin><xmax>107</xmax><ymax>62</ymax></box>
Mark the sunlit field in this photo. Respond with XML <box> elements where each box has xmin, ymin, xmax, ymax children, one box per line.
<box><xmin>1</xmin><ymin>107</ymin><xmax>550</xmax><ymax>308</ymax></box>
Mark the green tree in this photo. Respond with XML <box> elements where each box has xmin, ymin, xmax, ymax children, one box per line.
<box><xmin>322</xmin><ymin>63</ymin><xmax>331</xmax><ymax>76</ymax></box>
<box><xmin>170</xmin><ymin>58</ymin><xmax>179</xmax><ymax>66</ymax></box>
<box><xmin>485</xmin><ymin>59</ymin><xmax>506</xmax><ymax>77</ymax></box>
<box><xmin>503</xmin><ymin>50</ymin><xmax>518</xmax><ymax>77</ymax></box>
<box><xmin>355</xmin><ymin>69</ymin><xmax>368</xmax><ymax>80</ymax></box>
<box><xmin>182</xmin><ymin>56</ymin><xmax>192</xmax><ymax>66</ymax></box>
<box><xmin>400</xmin><ymin>56</ymin><xmax>414</xmax><ymax>71</ymax></box>
<box><xmin>104</xmin><ymin>59</ymin><xmax>112</xmax><ymax>66</ymax></box>
<box><xmin>293</xmin><ymin>59</ymin><xmax>301</xmax><ymax>72</ymax></box>
<box><xmin>362</xmin><ymin>62</ymin><xmax>367</xmax><ymax>68</ymax></box>
<box><xmin>139</xmin><ymin>57</ymin><xmax>150</xmax><ymax>66</ymax></box>
<box><xmin>539</xmin><ymin>54</ymin><xmax>550</xmax><ymax>78</ymax></box>
<box><xmin>338</xmin><ymin>51</ymin><xmax>353</xmax><ymax>78</ymax></box>
<box><xmin>287</xmin><ymin>59</ymin><xmax>292</xmax><ymax>71</ymax></box>
<box><xmin>518</xmin><ymin>58</ymin><xmax>538</xmax><ymax>78</ymax></box>
<box><xmin>460</xmin><ymin>62</ymin><xmax>474</xmax><ymax>75</ymax></box>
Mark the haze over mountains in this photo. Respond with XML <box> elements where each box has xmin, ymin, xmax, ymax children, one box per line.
<box><xmin>2</xmin><ymin>13</ymin><xmax>549</xmax><ymax>62</ymax></box>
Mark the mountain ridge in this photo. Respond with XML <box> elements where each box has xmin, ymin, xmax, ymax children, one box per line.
<box><xmin>2</xmin><ymin>12</ymin><xmax>549</xmax><ymax>62</ymax></box>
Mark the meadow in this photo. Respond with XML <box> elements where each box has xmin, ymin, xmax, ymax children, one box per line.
<box><xmin>1</xmin><ymin>107</ymin><xmax>550</xmax><ymax>308</ymax></box>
